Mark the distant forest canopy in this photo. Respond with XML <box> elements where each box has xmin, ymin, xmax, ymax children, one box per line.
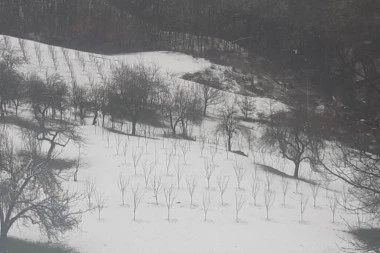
<box><xmin>0</xmin><ymin>0</ymin><xmax>379</xmax><ymax>112</ymax></box>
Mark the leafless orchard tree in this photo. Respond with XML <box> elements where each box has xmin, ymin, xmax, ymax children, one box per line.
<box><xmin>48</xmin><ymin>45</ymin><xmax>59</xmax><ymax>70</ymax></box>
<box><xmin>165</xmin><ymin>148</ymin><xmax>174</xmax><ymax>175</ymax></box>
<box><xmin>265</xmin><ymin>171</ymin><xmax>274</xmax><ymax>192</ymax></box>
<box><xmin>299</xmin><ymin>193</ymin><xmax>309</xmax><ymax>222</ymax></box>
<box><xmin>17</xmin><ymin>38</ymin><xmax>28</xmax><ymax>63</ymax></box>
<box><xmin>233</xmin><ymin>160</ymin><xmax>246</xmax><ymax>190</ymax></box>
<box><xmin>199</xmin><ymin>130</ymin><xmax>207</xmax><ymax>156</ymax></box>
<box><xmin>115</xmin><ymin>134</ymin><xmax>122</xmax><ymax>155</ymax></box>
<box><xmin>174</xmin><ymin>161</ymin><xmax>184</xmax><ymax>189</ymax></box>
<box><xmin>73</xmin><ymin>143</ymin><xmax>83</xmax><ymax>181</ymax></box>
<box><xmin>250</xmin><ymin>174</ymin><xmax>260</xmax><ymax>206</ymax></box>
<box><xmin>150</xmin><ymin>174</ymin><xmax>163</xmax><ymax>205</ymax></box>
<box><xmin>34</xmin><ymin>42</ymin><xmax>43</xmax><ymax>66</ymax></box>
<box><xmin>142</xmin><ymin>161</ymin><xmax>154</xmax><ymax>188</ymax></box>
<box><xmin>280</xmin><ymin>177</ymin><xmax>289</xmax><ymax>206</ymax></box>
<box><xmin>235</xmin><ymin>191</ymin><xmax>245</xmax><ymax>222</ymax></box>
<box><xmin>329</xmin><ymin>194</ymin><xmax>339</xmax><ymax>223</ymax></box>
<box><xmin>132</xmin><ymin>148</ymin><xmax>143</xmax><ymax>175</ymax></box>
<box><xmin>94</xmin><ymin>191</ymin><xmax>107</xmax><ymax>220</ymax></box>
<box><xmin>186</xmin><ymin>177</ymin><xmax>197</xmax><ymax>206</ymax></box>
<box><xmin>117</xmin><ymin>173</ymin><xmax>130</xmax><ymax>206</ymax></box>
<box><xmin>310</xmin><ymin>182</ymin><xmax>320</xmax><ymax>208</ymax></box>
<box><xmin>180</xmin><ymin>141</ymin><xmax>190</xmax><ymax>164</ymax></box>
<box><xmin>85</xmin><ymin>177</ymin><xmax>96</xmax><ymax>208</ymax></box>
<box><xmin>217</xmin><ymin>174</ymin><xmax>229</xmax><ymax>206</ymax></box>
<box><xmin>131</xmin><ymin>184</ymin><xmax>145</xmax><ymax>221</ymax></box>
<box><xmin>202</xmin><ymin>192</ymin><xmax>212</xmax><ymax>221</ymax></box>
<box><xmin>163</xmin><ymin>184</ymin><xmax>177</xmax><ymax>221</ymax></box>
<box><xmin>203</xmin><ymin>158</ymin><xmax>216</xmax><ymax>189</ymax></box>
<box><xmin>209</xmin><ymin>145</ymin><xmax>217</xmax><ymax>161</ymax></box>
<box><xmin>264</xmin><ymin>189</ymin><xmax>276</xmax><ymax>220</ymax></box>
<box><xmin>123</xmin><ymin>141</ymin><xmax>128</xmax><ymax>164</ymax></box>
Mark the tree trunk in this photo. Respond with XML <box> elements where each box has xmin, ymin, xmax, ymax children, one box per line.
<box><xmin>92</xmin><ymin>111</ymin><xmax>98</xmax><ymax>125</ymax></box>
<box><xmin>228</xmin><ymin>135</ymin><xmax>232</xmax><ymax>151</ymax></box>
<box><xmin>294</xmin><ymin>161</ymin><xmax>300</xmax><ymax>178</ymax></box>
<box><xmin>0</xmin><ymin>101</ymin><xmax>4</xmax><ymax>119</ymax></box>
<box><xmin>0</xmin><ymin>227</ymin><xmax>8</xmax><ymax>253</ymax></box>
<box><xmin>47</xmin><ymin>143</ymin><xmax>56</xmax><ymax>161</ymax></box>
<box><xmin>132</xmin><ymin>121</ymin><xmax>137</xmax><ymax>136</ymax></box>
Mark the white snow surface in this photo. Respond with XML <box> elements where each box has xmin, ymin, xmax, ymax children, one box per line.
<box><xmin>1</xmin><ymin>35</ymin><xmax>357</xmax><ymax>253</ymax></box>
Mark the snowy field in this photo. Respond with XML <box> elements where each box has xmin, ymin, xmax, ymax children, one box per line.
<box><xmin>2</xmin><ymin>35</ymin><xmax>358</xmax><ymax>253</ymax></box>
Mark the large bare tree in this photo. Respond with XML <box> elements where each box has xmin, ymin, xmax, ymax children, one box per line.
<box><xmin>0</xmin><ymin>129</ymin><xmax>82</xmax><ymax>253</ymax></box>
<box><xmin>165</xmin><ymin>83</ymin><xmax>203</xmax><ymax>137</ymax></box>
<box><xmin>261</xmin><ymin>107</ymin><xmax>323</xmax><ymax>178</ymax></box>
<box><xmin>217</xmin><ymin>104</ymin><xmax>240</xmax><ymax>152</ymax></box>
<box><xmin>199</xmin><ymin>85</ymin><xmax>223</xmax><ymax>116</ymax></box>
<box><xmin>110</xmin><ymin>63</ymin><xmax>163</xmax><ymax>135</ymax></box>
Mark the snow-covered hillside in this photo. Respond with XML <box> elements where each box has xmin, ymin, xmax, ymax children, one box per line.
<box><xmin>1</xmin><ymin>35</ymin><xmax>357</xmax><ymax>253</ymax></box>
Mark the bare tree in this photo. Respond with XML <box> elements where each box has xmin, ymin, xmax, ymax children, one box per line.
<box><xmin>94</xmin><ymin>191</ymin><xmax>107</xmax><ymax>220</ymax></box>
<box><xmin>131</xmin><ymin>184</ymin><xmax>145</xmax><ymax>221</ymax></box>
<box><xmin>216</xmin><ymin>104</ymin><xmax>240</xmax><ymax>151</ymax></box>
<box><xmin>48</xmin><ymin>45</ymin><xmax>58</xmax><ymax>70</ymax></box>
<box><xmin>180</xmin><ymin>141</ymin><xmax>190</xmax><ymax>164</ymax></box>
<box><xmin>150</xmin><ymin>174</ymin><xmax>163</xmax><ymax>205</ymax></box>
<box><xmin>110</xmin><ymin>62</ymin><xmax>163</xmax><ymax>136</ymax></box>
<box><xmin>163</xmin><ymin>184</ymin><xmax>177</xmax><ymax>221</ymax></box>
<box><xmin>299</xmin><ymin>193</ymin><xmax>309</xmax><ymax>222</ymax></box>
<box><xmin>264</xmin><ymin>189</ymin><xmax>276</xmax><ymax>220</ymax></box>
<box><xmin>329</xmin><ymin>194</ymin><xmax>339</xmax><ymax>223</ymax></box>
<box><xmin>34</xmin><ymin>42</ymin><xmax>43</xmax><ymax>66</ymax></box>
<box><xmin>17</xmin><ymin>38</ymin><xmax>28</xmax><ymax>63</ymax></box>
<box><xmin>199</xmin><ymin>85</ymin><xmax>224</xmax><ymax>116</ymax></box>
<box><xmin>132</xmin><ymin>148</ymin><xmax>143</xmax><ymax>175</ymax></box>
<box><xmin>165</xmin><ymin>148</ymin><xmax>173</xmax><ymax>175</ymax></box>
<box><xmin>217</xmin><ymin>174</ymin><xmax>229</xmax><ymax>206</ymax></box>
<box><xmin>265</xmin><ymin>171</ymin><xmax>273</xmax><ymax>192</ymax></box>
<box><xmin>0</xmin><ymin>130</ymin><xmax>82</xmax><ymax>253</ymax></box>
<box><xmin>295</xmin><ymin>179</ymin><xmax>301</xmax><ymax>194</ymax></box>
<box><xmin>261</xmin><ymin>108</ymin><xmax>323</xmax><ymax>178</ymax></box>
<box><xmin>250</xmin><ymin>174</ymin><xmax>260</xmax><ymax>206</ymax></box>
<box><xmin>174</xmin><ymin>161</ymin><xmax>184</xmax><ymax>189</ymax></box>
<box><xmin>233</xmin><ymin>160</ymin><xmax>246</xmax><ymax>190</ymax></box>
<box><xmin>235</xmin><ymin>191</ymin><xmax>245</xmax><ymax>222</ymax></box>
<box><xmin>73</xmin><ymin>143</ymin><xmax>82</xmax><ymax>181</ymax></box>
<box><xmin>310</xmin><ymin>183</ymin><xmax>320</xmax><ymax>208</ymax></box>
<box><xmin>0</xmin><ymin>56</ymin><xmax>23</xmax><ymax>118</ymax></box>
<box><xmin>203</xmin><ymin>158</ymin><xmax>216</xmax><ymax>189</ymax></box>
<box><xmin>142</xmin><ymin>161</ymin><xmax>154</xmax><ymax>188</ymax></box>
<box><xmin>199</xmin><ymin>131</ymin><xmax>207</xmax><ymax>156</ymax></box>
<box><xmin>117</xmin><ymin>173</ymin><xmax>130</xmax><ymax>206</ymax></box>
<box><xmin>238</xmin><ymin>96</ymin><xmax>255</xmax><ymax>120</ymax></box>
<box><xmin>202</xmin><ymin>192</ymin><xmax>212</xmax><ymax>221</ymax></box>
<box><xmin>164</xmin><ymin>83</ymin><xmax>203</xmax><ymax>137</ymax></box>
<box><xmin>85</xmin><ymin>177</ymin><xmax>96</xmax><ymax>208</ymax></box>
<box><xmin>115</xmin><ymin>134</ymin><xmax>121</xmax><ymax>155</ymax></box>
<box><xmin>123</xmin><ymin>141</ymin><xmax>128</xmax><ymax>164</ymax></box>
<box><xmin>281</xmin><ymin>177</ymin><xmax>289</xmax><ymax>206</ymax></box>
<box><xmin>186</xmin><ymin>177</ymin><xmax>197</xmax><ymax>206</ymax></box>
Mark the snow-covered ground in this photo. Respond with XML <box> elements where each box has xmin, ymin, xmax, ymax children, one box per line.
<box><xmin>2</xmin><ymin>35</ymin><xmax>357</xmax><ymax>253</ymax></box>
